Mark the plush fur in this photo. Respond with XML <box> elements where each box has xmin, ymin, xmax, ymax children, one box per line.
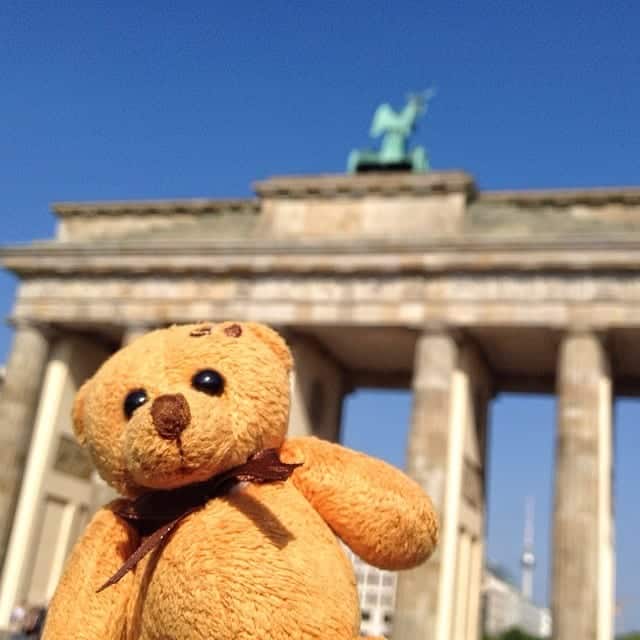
<box><xmin>43</xmin><ymin>322</ymin><xmax>438</xmax><ymax>640</ymax></box>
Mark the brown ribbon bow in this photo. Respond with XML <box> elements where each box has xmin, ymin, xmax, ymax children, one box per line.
<box><xmin>97</xmin><ymin>448</ymin><xmax>301</xmax><ymax>593</ymax></box>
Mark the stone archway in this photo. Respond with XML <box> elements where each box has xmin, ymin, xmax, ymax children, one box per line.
<box><xmin>1</xmin><ymin>171</ymin><xmax>637</xmax><ymax>638</ymax></box>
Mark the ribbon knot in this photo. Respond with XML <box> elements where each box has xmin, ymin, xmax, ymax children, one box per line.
<box><xmin>97</xmin><ymin>448</ymin><xmax>301</xmax><ymax>592</ymax></box>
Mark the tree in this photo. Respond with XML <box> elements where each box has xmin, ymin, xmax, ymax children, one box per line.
<box><xmin>484</xmin><ymin>629</ymin><xmax>542</xmax><ymax>640</ymax></box>
<box><xmin>501</xmin><ymin>630</ymin><xmax>539</xmax><ymax>640</ymax></box>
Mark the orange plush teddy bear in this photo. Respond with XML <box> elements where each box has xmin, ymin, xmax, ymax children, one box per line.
<box><xmin>42</xmin><ymin>322</ymin><xmax>438</xmax><ymax>640</ymax></box>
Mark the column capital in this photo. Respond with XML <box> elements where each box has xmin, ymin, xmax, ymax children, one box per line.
<box><xmin>120</xmin><ymin>324</ymin><xmax>154</xmax><ymax>346</ymax></box>
<box><xmin>7</xmin><ymin>318</ymin><xmax>57</xmax><ymax>339</ymax></box>
<box><xmin>414</xmin><ymin>328</ymin><xmax>489</xmax><ymax>375</ymax></box>
<box><xmin>419</xmin><ymin>323</ymin><xmax>465</xmax><ymax>341</ymax></box>
<box><xmin>557</xmin><ymin>329</ymin><xmax>611</xmax><ymax>383</ymax></box>
<box><xmin>562</xmin><ymin>325</ymin><xmax>610</xmax><ymax>346</ymax></box>
<box><xmin>417</xmin><ymin>326</ymin><xmax>482</xmax><ymax>362</ymax></box>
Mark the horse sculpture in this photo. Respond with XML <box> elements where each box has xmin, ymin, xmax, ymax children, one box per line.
<box><xmin>348</xmin><ymin>91</ymin><xmax>434</xmax><ymax>173</ymax></box>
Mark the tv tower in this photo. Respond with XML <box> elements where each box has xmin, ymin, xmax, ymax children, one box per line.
<box><xmin>520</xmin><ymin>497</ymin><xmax>536</xmax><ymax>601</ymax></box>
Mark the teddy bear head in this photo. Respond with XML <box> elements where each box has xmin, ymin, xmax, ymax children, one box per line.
<box><xmin>73</xmin><ymin>322</ymin><xmax>293</xmax><ymax>498</ymax></box>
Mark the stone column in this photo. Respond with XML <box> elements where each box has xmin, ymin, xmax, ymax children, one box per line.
<box><xmin>0</xmin><ymin>337</ymin><xmax>72</xmax><ymax>628</ymax></box>
<box><xmin>552</xmin><ymin>332</ymin><xmax>614</xmax><ymax>640</ymax></box>
<box><xmin>0</xmin><ymin>323</ymin><xmax>50</xmax><ymax>568</ymax></box>
<box><xmin>393</xmin><ymin>331</ymin><xmax>490</xmax><ymax>640</ymax></box>
<box><xmin>285</xmin><ymin>333</ymin><xmax>346</xmax><ymax>442</ymax></box>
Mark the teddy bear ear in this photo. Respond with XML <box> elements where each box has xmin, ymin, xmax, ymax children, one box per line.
<box><xmin>243</xmin><ymin>323</ymin><xmax>293</xmax><ymax>372</ymax></box>
<box><xmin>71</xmin><ymin>379</ymin><xmax>91</xmax><ymax>446</ymax></box>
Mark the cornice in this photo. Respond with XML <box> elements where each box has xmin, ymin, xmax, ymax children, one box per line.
<box><xmin>253</xmin><ymin>171</ymin><xmax>475</xmax><ymax>198</ymax></box>
<box><xmin>52</xmin><ymin>198</ymin><xmax>259</xmax><ymax>217</ymax></box>
<box><xmin>5</xmin><ymin>234</ymin><xmax>640</xmax><ymax>276</ymax></box>
<box><xmin>49</xmin><ymin>181</ymin><xmax>640</xmax><ymax>217</ymax></box>
<box><xmin>478</xmin><ymin>187</ymin><xmax>640</xmax><ymax>207</ymax></box>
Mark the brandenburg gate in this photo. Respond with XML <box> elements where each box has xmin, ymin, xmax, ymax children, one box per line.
<box><xmin>1</xmin><ymin>170</ymin><xmax>638</xmax><ymax>639</ymax></box>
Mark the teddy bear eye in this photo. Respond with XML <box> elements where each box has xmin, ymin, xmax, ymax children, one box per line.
<box><xmin>123</xmin><ymin>389</ymin><xmax>149</xmax><ymax>419</ymax></box>
<box><xmin>191</xmin><ymin>369</ymin><xmax>224</xmax><ymax>396</ymax></box>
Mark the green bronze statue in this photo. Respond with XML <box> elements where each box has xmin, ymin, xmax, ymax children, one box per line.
<box><xmin>348</xmin><ymin>90</ymin><xmax>434</xmax><ymax>173</ymax></box>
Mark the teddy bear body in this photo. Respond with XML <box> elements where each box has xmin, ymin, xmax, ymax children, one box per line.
<box><xmin>42</xmin><ymin>322</ymin><xmax>438</xmax><ymax>640</ymax></box>
<box><xmin>127</xmin><ymin>481</ymin><xmax>359</xmax><ymax>639</ymax></box>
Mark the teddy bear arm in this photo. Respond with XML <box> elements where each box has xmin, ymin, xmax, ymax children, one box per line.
<box><xmin>280</xmin><ymin>437</ymin><xmax>438</xmax><ymax>571</ymax></box>
<box><xmin>42</xmin><ymin>501</ymin><xmax>139</xmax><ymax>640</ymax></box>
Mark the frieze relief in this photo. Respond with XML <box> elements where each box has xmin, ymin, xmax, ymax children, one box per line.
<box><xmin>18</xmin><ymin>273</ymin><xmax>640</xmax><ymax>304</ymax></box>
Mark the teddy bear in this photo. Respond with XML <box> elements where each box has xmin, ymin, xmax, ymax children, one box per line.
<box><xmin>42</xmin><ymin>321</ymin><xmax>438</xmax><ymax>640</ymax></box>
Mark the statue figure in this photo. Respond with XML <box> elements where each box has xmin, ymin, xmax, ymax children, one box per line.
<box><xmin>347</xmin><ymin>90</ymin><xmax>434</xmax><ymax>173</ymax></box>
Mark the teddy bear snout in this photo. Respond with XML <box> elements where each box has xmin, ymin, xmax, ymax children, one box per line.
<box><xmin>150</xmin><ymin>393</ymin><xmax>191</xmax><ymax>440</ymax></box>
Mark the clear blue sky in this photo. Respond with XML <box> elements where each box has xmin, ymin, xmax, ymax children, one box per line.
<box><xmin>2</xmin><ymin>1</ymin><xmax>639</xmax><ymax>632</ymax></box>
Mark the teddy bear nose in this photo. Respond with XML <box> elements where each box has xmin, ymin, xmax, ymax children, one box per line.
<box><xmin>150</xmin><ymin>393</ymin><xmax>191</xmax><ymax>440</ymax></box>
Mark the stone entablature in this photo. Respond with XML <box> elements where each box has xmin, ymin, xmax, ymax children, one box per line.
<box><xmin>8</xmin><ymin>235</ymin><xmax>640</xmax><ymax>274</ymax></box>
<box><xmin>15</xmin><ymin>270</ymin><xmax>640</xmax><ymax>314</ymax></box>
<box><xmin>4</xmin><ymin>176</ymin><xmax>640</xmax><ymax>396</ymax></box>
